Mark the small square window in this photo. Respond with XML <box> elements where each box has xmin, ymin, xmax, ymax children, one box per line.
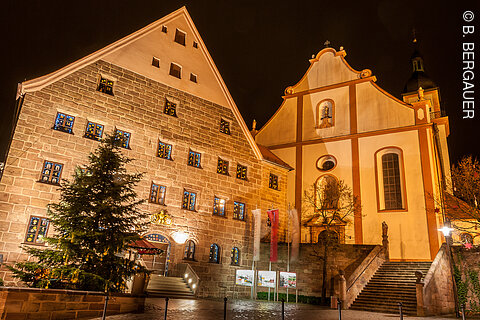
<box><xmin>162</xmin><ymin>25</ymin><xmax>168</xmax><ymax>33</ymax></box>
<box><xmin>217</xmin><ymin>158</ymin><xmax>229</xmax><ymax>175</ymax></box>
<box><xmin>190</xmin><ymin>73</ymin><xmax>197</xmax><ymax>83</ymax></box>
<box><xmin>97</xmin><ymin>77</ymin><xmax>114</xmax><ymax>95</ymax></box>
<box><xmin>85</xmin><ymin>121</ymin><xmax>104</xmax><ymax>141</ymax></box>
<box><xmin>174</xmin><ymin>29</ymin><xmax>186</xmax><ymax>46</ymax></box>
<box><xmin>182</xmin><ymin>190</ymin><xmax>196</xmax><ymax>211</ymax></box>
<box><xmin>220</xmin><ymin>119</ymin><xmax>230</xmax><ymax>135</ymax></box>
<box><xmin>269</xmin><ymin>173</ymin><xmax>279</xmax><ymax>190</ymax></box>
<box><xmin>158</xmin><ymin>141</ymin><xmax>173</xmax><ymax>160</ymax></box>
<box><xmin>233</xmin><ymin>201</ymin><xmax>245</xmax><ymax>220</ymax></box>
<box><xmin>236</xmin><ymin>164</ymin><xmax>247</xmax><ymax>180</ymax></box>
<box><xmin>24</xmin><ymin>216</ymin><xmax>49</xmax><ymax>245</ymax></box>
<box><xmin>152</xmin><ymin>57</ymin><xmax>160</xmax><ymax>68</ymax></box>
<box><xmin>115</xmin><ymin>129</ymin><xmax>131</xmax><ymax>149</ymax></box>
<box><xmin>193</xmin><ymin>41</ymin><xmax>198</xmax><ymax>48</ymax></box>
<box><xmin>150</xmin><ymin>182</ymin><xmax>166</xmax><ymax>205</ymax></box>
<box><xmin>53</xmin><ymin>112</ymin><xmax>75</xmax><ymax>134</ymax></box>
<box><xmin>164</xmin><ymin>99</ymin><xmax>177</xmax><ymax>117</ymax></box>
<box><xmin>188</xmin><ymin>150</ymin><xmax>201</xmax><ymax>168</ymax></box>
<box><xmin>213</xmin><ymin>196</ymin><xmax>226</xmax><ymax>216</ymax></box>
<box><xmin>40</xmin><ymin>161</ymin><xmax>63</xmax><ymax>185</ymax></box>
<box><xmin>169</xmin><ymin>63</ymin><xmax>182</xmax><ymax>79</ymax></box>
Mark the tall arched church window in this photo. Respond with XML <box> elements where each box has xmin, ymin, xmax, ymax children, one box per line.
<box><xmin>375</xmin><ymin>148</ymin><xmax>407</xmax><ymax>211</ymax></box>
<box><xmin>316</xmin><ymin>99</ymin><xmax>334</xmax><ymax>129</ymax></box>
<box><xmin>315</xmin><ymin>175</ymin><xmax>339</xmax><ymax>210</ymax></box>
<box><xmin>184</xmin><ymin>240</ymin><xmax>195</xmax><ymax>260</ymax></box>
<box><xmin>231</xmin><ymin>247</ymin><xmax>240</xmax><ymax>265</ymax></box>
<box><xmin>209</xmin><ymin>243</ymin><xmax>220</xmax><ymax>263</ymax></box>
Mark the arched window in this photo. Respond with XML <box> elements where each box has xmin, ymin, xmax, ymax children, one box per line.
<box><xmin>315</xmin><ymin>175</ymin><xmax>339</xmax><ymax>210</ymax></box>
<box><xmin>461</xmin><ymin>233</ymin><xmax>473</xmax><ymax>244</ymax></box>
<box><xmin>209</xmin><ymin>243</ymin><xmax>220</xmax><ymax>263</ymax></box>
<box><xmin>183</xmin><ymin>240</ymin><xmax>195</xmax><ymax>260</ymax></box>
<box><xmin>231</xmin><ymin>247</ymin><xmax>240</xmax><ymax>265</ymax></box>
<box><xmin>316</xmin><ymin>99</ymin><xmax>334</xmax><ymax>129</ymax></box>
<box><xmin>375</xmin><ymin>148</ymin><xmax>406</xmax><ymax>211</ymax></box>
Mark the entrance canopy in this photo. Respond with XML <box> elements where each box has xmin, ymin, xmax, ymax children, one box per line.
<box><xmin>129</xmin><ymin>238</ymin><xmax>164</xmax><ymax>255</ymax></box>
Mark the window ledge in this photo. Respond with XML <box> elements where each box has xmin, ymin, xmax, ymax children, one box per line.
<box><xmin>378</xmin><ymin>208</ymin><xmax>407</xmax><ymax>213</ymax></box>
<box><xmin>22</xmin><ymin>242</ymin><xmax>46</xmax><ymax>247</ymax></box>
<box><xmin>212</xmin><ymin>214</ymin><xmax>227</xmax><ymax>219</ymax></box>
<box><xmin>37</xmin><ymin>181</ymin><xmax>60</xmax><ymax>186</ymax></box>
<box><xmin>233</xmin><ymin>218</ymin><xmax>246</xmax><ymax>222</ymax></box>
<box><xmin>52</xmin><ymin>128</ymin><xmax>74</xmax><ymax>135</ymax></box>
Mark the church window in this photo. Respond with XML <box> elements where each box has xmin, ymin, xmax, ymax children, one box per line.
<box><xmin>115</xmin><ymin>129</ymin><xmax>131</xmax><ymax>149</ymax></box>
<box><xmin>233</xmin><ymin>201</ymin><xmax>245</xmax><ymax>220</ymax></box>
<box><xmin>152</xmin><ymin>57</ymin><xmax>160</xmax><ymax>68</ymax></box>
<box><xmin>315</xmin><ymin>175</ymin><xmax>339</xmax><ymax>210</ymax></box>
<box><xmin>184</xmin><ymin>240</ymin><xmax>195</xmax><ymax>260</ymax></box>
<box><xmin>190</xmin><ymin>73</ymin><xmax>197</xmax><ymax>83</ymax></box>
<box><xmin>220</xmin><ymin>119</ymin><xmax>231</xmax><ymax>135</ymax></box>
<box><xmin>236</xmin><ymin>164</ymin><xmax>247</xmax><ymax>180</ymax></box>
<box><xmin>316</xmin><ymin>99</ymin><xmax>334</xmax><ymax>129</ymax></box>
<box><xmin>53</xmin><ymin>112</ymin><xmax>75</xmax><ymax>134</ymax></box>
<box><xmin>97</xmin><ymin>77</ymin><xmax>114</xmax><ymax>95</ymax></box>
<box><xmin>150</xmin><ymin>183</ymin><xmax>166</xmax><ymax>205</ymax></box>
<box><xmin>209</xmin><ymin>243</ymin><xmax>220</xmax><ymax>263</ymax></box>
<box><xmin>24</xmin><ymin>216</ymin><xmax>49</xmax><ymax>245</ymax></box>
<box><xmin>269</xmin><ymin>173</ymin><xmax>279</xmax><ymax>190</ymax></box>
<box><xmin>169</xmin><ymin>63</ymin><xmax>182</xmax><ymax>79</ymax></box>
<box><xmin>85</xmin><ymin>121</ymin><xmax>104</xmax><ymax>141</ymax></box>
<box><xmin>375</xmin><ymin>147</ymin><xmax>406</xmax><ymax>211</ymax></box>
<box><xmin>182</xmin><ymin>190</ymin><xmax>196</xmax><ymax>211</ymax></box>
<box><xmin>164</xmin><ymin>99</ymin><xmax>177</xmax><ymax>117</ymax></box>
<box><xmin>174</xmin><ymin>29</ymin><xmax>186</xmax><ymax>46</ymax></box>
<box><xmin>188</xmin><ymin>150</ymin><xmax>201</xmax><ymax>168</ymax></box>
<box><xmin>40</xmin><ymin>161</ymin><xmax>63</xmax><ymax>185</ymax></box>
<box><xmin>217</xmin><ymin>158</ymin><xmax>229</xmax><ymax>175</ymax></box>
<box><xmin>158</xmin><ymin>141</ymin><xmax>173</xmax><ymax>160</ymax></box>
<box><xmin>213</xmin><ymin>196</ymin><xmax>226</xmax><ymax>216</ymax></box>
<box><xmin>231</xmin><ymin>247</ymin><xmax>240</xmax><ymax>265</ymax></box>
<box><xmin>316</xmin><ymin>155</ymin><xmax>337</xmax><ymax>172</ymax></box>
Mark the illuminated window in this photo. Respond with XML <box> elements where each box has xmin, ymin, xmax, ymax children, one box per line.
<box><xmin>236</xmin><ymin>164</ymin><xmax>247</xmax><ymax>180</ymax></box>
<box><xmin>209</xmin><ymin>243</ymin><xmax>220</xmax><ymax>263</ymax></box>
<box><xmin>213</xmin><ymin>197</ymin><xmax>226</xmax><ymax>216</ymax></box>
<box><xmin>269</xmin><ymin>174</ymin><xmax>279</xmax><ymax>190</ymax></box>
<box><xmin>190</xmin><ymin>73</ymin><xmax>197</xmax><ymax>83</ymax></box>
<box><xmin>84</xmin><ymin>121</ymin><xmax>104</xmax><ymax>141</ymax></box>
<box><xmin>217</xmin><ymin>158</ymin><xmax>229</xmax><ymax>175</ymax></box>
<box><xmin>233</xmin><ymin>201</ymin><xmax>245</xmax><ymax>220</ymax></box>
<box><xmin>150</xmin><ymin>183</ymin><xmax>166</xmax><ymax>205</ymax></box>
<box><xmin>182</xmin><ymin>190</ymin><xmax>196</xmax><ymax>211</ymax></box>
<box><xmin>24</xmin><ymin>216</ymin><xmax>49</xmax><ymax>245</ymax></box>
<box><xmin>231</xmin><ymin>247</ymin><xmax>240</xmax><ymax>265</ymax></box>
<box><xmin>53</xmin><ymin>112</ymin><xmax>75</xmax><ymax>134</ymax></box>
<box><xmin>188</xmin><ymin>150</ymin><xmax>201</xmax><ymax>168</ymax></box>
<box><xmin>152</xmin><ymin>57</ymin><xmax>160</xmax><ymax>68</ymax></box>
<box><xmin>375</xmin><ymin>148</ymin><xmax>406</xmax><ymax>211</ymax></box>
<box><xmin>164</xmin><ymin>99</ymin><xmax>177</xmax><ymax>117</ymax></box>
<box><xmin>158</xmin><ymin>141</ymin><xmax>173</xmax><ymax>160</ymax></box>
<box><xmin>174</xmin><ymin>29</ymin><xmax>186</xmax><ymax>46</ymax></box>
<box><xmin>115</xmin><ymin>129</ymin><xmax>131</xmax><ymax>149</ymax></box>
<box><xmin>220</xmin><ymin>119</ymin><xmax>230</xmax><ymax>135</ymax></box>
<box><xmin>169</xmin><ymin>63</ymin><xmax>181</xmax><ymax>79</ymax></box>
<box><xmin>184</xmin><ymin>240</ymin><xmax>195</xmax><ymax>260</ymax></box>
<box><xmin>97</xmin><ymin>77</ymin><xmax>114</xmax><ymax>95</ymax></box>
<box><xmin>40</xmin><ymin>161</ymin><xmax>63</xmax><ymax>185</ymax></box>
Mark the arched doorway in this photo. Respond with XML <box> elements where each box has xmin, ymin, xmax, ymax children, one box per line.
<box><xmin>144</xmin><ymin>233</ymin><xmax>171</xmax><ymax>276</ymax></box>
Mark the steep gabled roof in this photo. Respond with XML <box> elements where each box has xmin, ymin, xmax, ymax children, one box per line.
<box><xmin>17</xmin><ymin>6</ymin><xmax>262</xmax><ymax>160</ymax></box>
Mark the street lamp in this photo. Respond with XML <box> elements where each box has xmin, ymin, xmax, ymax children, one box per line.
<box><xmin>438</xmin><ymin>226</ymin><xmax>454</xmax><ymax>237</ymax></box>
<box><xmin>439</xmin><ymin>221</ymin><xmax>459</xmax><ymax>317</ymax></box>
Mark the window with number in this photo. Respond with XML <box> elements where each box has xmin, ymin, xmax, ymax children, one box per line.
<box><xmin>150</xmin><ymin>183</ymin><xmax>166</xmax><ymax>205</ymax></box>
<box><xmin>40</xmin><ymin>161</ymin><xmax>63</xmax><ymax>184</ymax></box>
<box><xmin>220</xmin><ymin>119</ymin><xmax>230</xmax><ymax>135</ymax></box>
<box><xmin>188</xmin><ymin>150</ymin><xmax>201</xmax><ymax>168</ymax></box>
<box><xmin>115</xmin><ymin>129</ymin><xmax>131</xmax><ymax>149</ymax></box>
<box><xmin>213</xmin><ymin>197</ymin><xmax>226</xmax><ymax>216</ymax></box>
<box><xmin>236</xmin><ymin>164</ymin><xmax>247</xmax><ymax>180</ymax></box>
<box><xmin>217</xmin><ymin>158</ymin><xmax>229</xmax><ymax>175</ymax></box>
<box><xmin>269</xmin><ymin>174</ymin><xmax>279</xmax><ymax>190</ymax></box>
<box><xmin>158</xmin><ymin>141</ymin><xmax>173</xmax><ymax>160</ymax></box>
<box><xmin>164</xmin><ymin>99</ymin><xmax>177</xmax><ymax>117</ymax></box>
<box><xmin>25</xmin><ymin>216</ymin><xmax>49</xmax><ymax>244</ymax></box>
<box><xmin>97</xmin><ymin>77</ymin><xmax>114</xmax><ymax>95</ymax></box>
<box><xmin>209</xmin><ymin>243</ymin><xmax>220</xmax><ymax>263</ymax></box>
<box><xmin>231</xmin><ymin>247</ymin><xmax>240</xmax><ymax>265</ymax></box>
<box><xmin>53</xmin><ymin>112</ymin><xmax>75</xmax><ymax>134</ymax></box>
<box><xmin>184</xmin><ymin>240</ymin><xmax>195</xmax><ymax>260</ymax></box>
<box><xmin>233</xmin><ymin>201</ymin><xmax>245</xmax><ymax>220</ymax></box>
<box><xmin>182</xmin><ymin>190</ymin><xmax>196</xmax><ymax>211</ymax></box>
<box><xmin>85</xmin><ymin>121</ymin><xmax>104</xmax><ymax>141</ymax></box>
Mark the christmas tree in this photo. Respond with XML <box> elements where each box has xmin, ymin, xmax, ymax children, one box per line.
<box><xmin>8</xmin><ymin>132</ymin><xmax>149</xmax><ymax>292</ymax></box>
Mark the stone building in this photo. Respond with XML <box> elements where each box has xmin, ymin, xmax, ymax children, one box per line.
<box><xmin>0</xmin><ymin>7</ymin><xmax>290</xmax><ymax>297</ymax></box>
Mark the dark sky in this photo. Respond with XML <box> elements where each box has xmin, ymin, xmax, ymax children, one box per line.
<box><xmin>1</xmin><ymin>0</ymin><xmax>478</xmax><ymax>165</ymax></box>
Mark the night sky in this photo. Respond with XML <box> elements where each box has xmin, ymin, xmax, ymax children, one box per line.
<box><xmin>1</xmin><ymin>0</ymin><xmax>478</xmax><ymax>165</ymax></box>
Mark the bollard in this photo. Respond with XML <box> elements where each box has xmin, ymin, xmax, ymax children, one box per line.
<box><xmin>102</xmin><ymin>295</ymin><xmax>109</xmax><ymax>320</ymax></box>
<box><xmin>337</xmin><ymin>297</ymin><xmax>342</xmax><ymax>320</ymax></box>
<box><xmin>398</xmin><ymin>302</ymin><xmax>403</xmax><ymax>320</ymax></box>
<box><xmin>224</xmin><ymin>297</ymin><xmax>228</xmax><ymax>320</ymax></box>
<box><xmin>164</xmin><ymin>297</ymin><xmax>169</xmax><ymax>320</ymax></box>
<box><xmin>461</xmin><ymin>303</ymin><xmax>466</xmax><ymax>320</ymax></box>
<box><xmin>281</xmin><ymin>298</ymin><xmax>285</xmax><ymax>320</ymax></box>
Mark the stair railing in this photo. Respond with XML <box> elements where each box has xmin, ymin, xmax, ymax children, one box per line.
<box><xmin>177</xmin><ymin>263</ymin><xmax>200</xmax><ymax>295</ymax></box>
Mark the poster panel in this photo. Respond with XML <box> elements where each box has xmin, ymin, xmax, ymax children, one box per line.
<box><xmin>257</xmin><ymin>270</ymin><xmax>276</xmax><ymax>288</ymax></box>
<box><xmin>235</xmin><ymin>269</ymin><xmax>254</xmax><ymax>287</ymax></box>
<box><xmin>279</xmin><ymin>272</ymin><xmax>297</xmax><ymax>288</ymax></box>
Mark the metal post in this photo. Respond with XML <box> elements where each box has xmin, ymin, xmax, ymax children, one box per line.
<box><xmin>102</xmin><ymin>295</ymin><xmax>109</xmax><ymax>320</ymax></box>
<box><xmin>281</xmin><ymin>298</ymin><xmax>285</xmax><ymax>320</ymax></box>
<box><xmin>164</xmin><ymin>297</ymin><xmax>169</xmax><ymax>320</ymax></box>
<box><xmin>337</xmin><ymin>297</ymin><xmax>342</xmax><ymax>320</ymax></box>
<box><xmin>398</xmin><ymin>302</ymin><xmax>403</xmax><ymax>320</ymax></box>
<box><xmin>461</xmin><ymin>303</ymin><xmax>466</xmax><ymax>320</ymax></box>
<box><xmin>224</xmin><ymin>297</ymin><xmax>228</xmax><ymax>320</ymax></box>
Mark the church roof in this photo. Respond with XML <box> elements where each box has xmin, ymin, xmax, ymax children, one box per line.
<box><xmin>257</xmin><ymin>144</ymin><xmax>293</xmax><ymax>170</ymax></box>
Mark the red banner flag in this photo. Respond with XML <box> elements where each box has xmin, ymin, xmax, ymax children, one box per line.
<box><xmin>267</xmin><ymin>209</ymin><xmax>279</xmax><ymax>262</ymax></box>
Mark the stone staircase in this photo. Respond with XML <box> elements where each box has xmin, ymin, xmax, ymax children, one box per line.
<box><xmin>350</xmin><ymin>261</ymin><xmax>431</xmax><ymax>315</ymax></box>
<box><xmin>146</xmin><ymin>274</ymin><xmax>195</xmax><ymax>299</ymax></box>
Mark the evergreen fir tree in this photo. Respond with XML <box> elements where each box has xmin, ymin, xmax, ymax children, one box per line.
<box><xmin>8</xmin><ymin>132</ymin><xmax>149</xmax><ymax>292</ymax></box>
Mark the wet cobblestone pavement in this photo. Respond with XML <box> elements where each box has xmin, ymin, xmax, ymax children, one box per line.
<box><xmin>93</xmin><ymin>298</ymin><xmax>458</xmax><ymax>320</ymax></box>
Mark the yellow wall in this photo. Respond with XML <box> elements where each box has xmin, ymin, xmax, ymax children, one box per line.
<box><xmin>255</xmin><ymin>97</ymin><xmax>297</xmax><ymax>146</ymax></box>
